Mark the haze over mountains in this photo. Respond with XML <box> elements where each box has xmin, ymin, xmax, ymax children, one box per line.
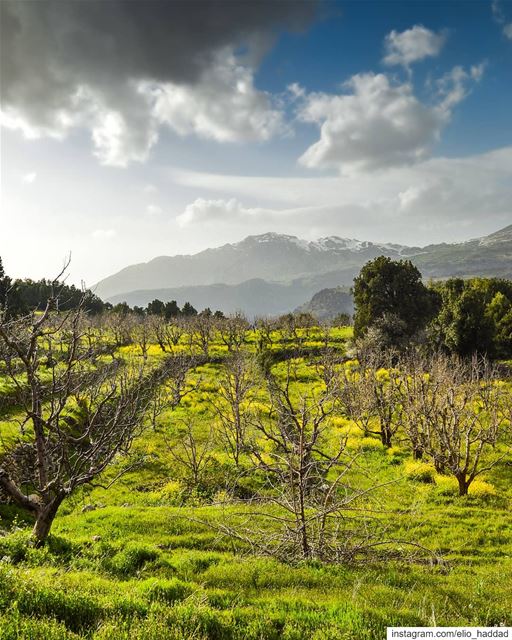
<box><xmin>96</xmin><ymin>225</ymin><xmax>512</xmax><ymax>317</ymax></box>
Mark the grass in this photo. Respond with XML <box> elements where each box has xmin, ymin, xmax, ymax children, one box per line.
<box><xmin>0</xmin><ymin>325</ymin><xmax>511</xmax><ymax>638</ymax></box>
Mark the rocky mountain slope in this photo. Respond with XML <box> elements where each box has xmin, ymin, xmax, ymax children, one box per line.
<box><xmin>97</xmin><ymin>224</ymin><xmax>512</xmax><ymax>316</ymax></box>
<box><xmin>95</xmin><ymin>232</ymin><xmax>421</xmax><ymax>300</ymax></box>
<box><xmin>294</xmin><ymin>287</ymin><xmax>354</xmax><ymax>321</ymax></box>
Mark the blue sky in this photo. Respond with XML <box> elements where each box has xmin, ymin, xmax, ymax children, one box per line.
<box><xmin>1</xmin><ymin>0</ymin><xmax>511</xmax><ymax>285</ymax></box>
<box><xmin>260</xmin><ymin>0</ymin><xmax>512</xmax><ymax>156</ymax></box>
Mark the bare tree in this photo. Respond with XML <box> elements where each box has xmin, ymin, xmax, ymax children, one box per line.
<box><xmin>335</xmin><ymin>362</ymin><xmax>375</xmax><ymax>438</ymax></box>
<box><xmin>164</xmin><ymin>418</ymin><xmax>215</xmax><ymax>491</ymax></box>
<box><xmin>246</xmin><ymin>361</ymin><xmax>361</xmax><ymax>561</ymax></box>
<box><xmin>106</xmin><ymin>312</ymin><xmax>134</xmax><ymax>348</ymax></box>
<box><xmin>150</xmin><ymin>316</ymin><xmax>185</xmax><ymax>354</ymax></box>
<box><xmin>402</xmin><ymin>354</ymin><xmax>510</xmax><ymax>495</ymax></box>
<box><xmin>277</xmin><ymin>313</ymin><xmax>302</xmax><ymax>347</ymax></box>
<box><xmin>188</xmin><ymin>313</ymin><xmax>215</xmax><ymax>357</ymax></box>
<box><xmin>133</xmin><ymin>316</ymin><xmax>151</xmax><ymax>361</ymax></box>
<box><xmin>216</xmin><ymin>312</ymin><xmax>249</xmax><ymax>353</ymax></box>
<box><xmin>0</xmin><ymin>299</ymin><xmax>153</xmax><ymax>545</ymax></box>
<box><xmin>210</xmin><ymin>353</ymin><xmax>255</xmax><ymax>467</ymax></box>
<box><xmin>82</xmin><ymin>315</ymin><xmax>104</xmax><ymax>360</ymax></box>
<box><xmin>161</xmin><ymin>354</ymin><xmax>201</xmax><ymax>409</ymax></box>
<box><xmin>366</xmin><ymin>361</ymin><xmax>404</xmax><ymax>448</ymax></box>
<box><xmin>335</xmin><ymin>354</ymin><xmax>403</xmax><ymax>447</ymax></box>
<box><xmin>254</xmin><ymin>317</ymin><xmax>278</xmax><ymax>352</ymax></box>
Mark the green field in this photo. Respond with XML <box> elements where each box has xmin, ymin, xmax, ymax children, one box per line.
<box><xmin>0</xmin><ymin>326</ymin><xmax>511</xmax><ymax>639</ymax></box>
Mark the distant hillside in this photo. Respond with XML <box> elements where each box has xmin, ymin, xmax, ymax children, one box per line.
<box><xmin>295</xmin><ymin>287</ymin><xmax>354</xmax><ymax>321</ymax></box>
<box><xmin>95</xmin><ymin>233</ymin><xmax>420</xmax><ymax>300</ymax></box>
<box><xmin>413</xmin><ymin>224</ymin><xmax>512</xmax><ymax>280</ymax></box>
<box><xmin>108</xmin><ymin>278</ymin><xmax>332</xmax><ymax>318</ymax></box>
<box><xmin>98</xmin><ymin>224</ymin><xmax>512</xmax><ymax>316</ymax></box>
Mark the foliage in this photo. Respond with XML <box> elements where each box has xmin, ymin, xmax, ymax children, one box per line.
<box><xmin>352</xmin><ymin>256</ymin><xmax>440</xmax><ymax>346</ymax></box>
<box><xmin>429</xmin><ymin>277</ymin><xmax>512</xmax><ymax>357</ymax></box>
<box><xmin>0</xmin><ymin>283</ymin><xmax>511</xmax><ymax>638</ymax></box>
<box><xmin>14</xmin><ymin>278</ymin><xmax>105</xmax><ymax>315</ymax></box>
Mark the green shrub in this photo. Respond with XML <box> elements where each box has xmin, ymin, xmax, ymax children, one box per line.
<box><xmin>468</xmin><ymin>480</ymin><xmax>497</xmax><ymax>498</ymax></box>
<box><xmin>404</xmin><ymin>461</ymin><xmax>436</xmax><ymax>483</ymax></box>
<box><xmin>435</xmin><ymin>476</ymin><xmax>459</xmax><ymax>495</ymax></box>
<box><xmin>0</xmin><ymin>530</ymin><xmax>31</xmax><ymax>564</ymax></box>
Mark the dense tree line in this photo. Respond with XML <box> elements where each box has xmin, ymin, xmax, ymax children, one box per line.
<box><xmin>0</xmin><ymin>258</ymin><xmax>220</xmax><ymax>320</ymax></box>
<box><xmin>0</xmin><ymin>259</ymin><xmax>106</xmax><ymax>316</ymax></box>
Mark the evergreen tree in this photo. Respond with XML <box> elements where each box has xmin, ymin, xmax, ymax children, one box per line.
<box><xmin>352</xmin><ymin>257</ymin><xmax>439</xmax><ymax>344</ymax></box>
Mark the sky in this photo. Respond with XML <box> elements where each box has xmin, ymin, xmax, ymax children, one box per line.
<box><xmin>1</xmin><ymin>0</ymin><xmax>511</xmax><ymax>287</ymax></box>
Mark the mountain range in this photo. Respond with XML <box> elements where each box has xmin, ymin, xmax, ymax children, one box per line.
<box><xmin>95</xmin><ymin>224</ymin><xmax>512</xmax><ymax>317</ymax></box>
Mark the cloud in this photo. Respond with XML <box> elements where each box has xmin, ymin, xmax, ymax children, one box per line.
<box><xmin>383</xmin><ymin>25</ymin><xmax>446</xmax><ymax>68</ymax></box>
<box><xmin>92</xmin><ymin>229</ymin><xmax>116</xmax><ymax>239</ymax></box>
<box><xmin>0</xmin><ymin>1</ymin><xmax>316</xmax><ymax>165</ymax></box>
<box><xmin>170</xmin><ymin>146</ymin><xmax>512</xmax><ymax>242</ymax></box>
<box><xmin>492</xmin><ymin>0</ymin><xmax>512</xmax><ymax>39</ymax></box>
<box><xmin>297</xmin><ymin>73</ymin><xmax>443</xmax><ymax>173</ymax></box>
<box><xmin>22</xmin><ymin>171</ymin><xmax>37</xmax><ymax>183</ymax></box>
<box><xmin>145</xmin><ymin>204</ymin><xmax>163</xmax><ymax>216</ymax></box>
<box><xmin>436</xmin><ymin>63</ymin><xmax>486</xmax><ymax>112</ymax></box>
<box><xmin>296</xmin><ymin>65</ymin><xmax>484</xmax><ymax>174</ymax></box>
<box><xmin>177</xmin><ymin>198</ymin><xmax>259</xmax><ymax>227</ymax></box>
<box><xmin>148</xmin><ymin>50</ymin><xmax>287</xmax><ymax>143</ymax></box>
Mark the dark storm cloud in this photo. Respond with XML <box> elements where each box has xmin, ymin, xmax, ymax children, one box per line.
<box><xmin>0</xmin><ymin>0</ymin><xmax>318</xmax><ymax>161</ymax></box>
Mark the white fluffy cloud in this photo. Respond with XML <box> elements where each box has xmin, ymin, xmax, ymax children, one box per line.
<box><xmin>90</xmin><ymin>102</ymin><xmax>158</xmax><ymax>167</ymax></box>
<box><xmin>383</xmin><ymin>25</ymin><xmax>446</xmax><ymax>67</ymax></box>
<box><xmin>297</xmin><ymin>73</ymin><xmax>442</xmax><ymax>173</ymax></box>
<box><xmin>296</xmin><ymin>64</ymin><xmax>484</xmax><ymax>174</ymax></box>
<box><xmin>436</xmin><ymin>63</ymin><xmax>485</xmax><ymax>111</ymax></box>
<box><xmin>148</xmin><ymin>51</ymin><xmax>286</xmax><ymax>143</ymax></box>
<box><xmin>177</xmin><ymin>198</ymin><xmax>260</xmax><ymax>227</ymax></box>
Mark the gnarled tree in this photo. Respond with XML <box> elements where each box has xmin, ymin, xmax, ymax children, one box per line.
<box><xmin>0</xmin><ymin>297</ymin><xmax>153</xmax><ymax>545</ymax></box>
<box><xmin>402</xmin><ymin>354</ymin><xmax>510</xmax><ymax>494</ymax></box>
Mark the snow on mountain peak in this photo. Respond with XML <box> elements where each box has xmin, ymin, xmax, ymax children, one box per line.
<box><xmin>232</xmin><ymin>232</ymin><xmax>411</xmax><ymax>255</ymax></box>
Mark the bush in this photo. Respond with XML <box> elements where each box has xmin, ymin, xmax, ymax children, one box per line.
<box><xmin>468</xmin><ymin>480</ymin><xmax>497</xmax><ymax>498</ymax></box>
<box><xmin>0</xmin><ymin>530</ymin><xmax>31</xmax><ymax>564</ymax></box>
<box><xmin>386</xmin><ymin>446</ymin><xmax>406</xmax><ymax>465</ymax></box>
<box><xmin>0</xmin><ymin>569</ymin><xmax>104</xmax><ymax>633</ymax></box>
<box><xmin>434</xmin><ymin>476</ymin><xmax>497</xmax><ymax>498</ymax></box>
<box><xmin>404</xmin><ymin>462</ymin><xmax>436</xmax><ymax>484</ymax></box>
<box><xmin>435</xmin><ymin>476</ymin><xmax>459</xmax><ymax>495</ymax></box>
<box><xmin>153</xmin><ymin>481</ymin><xmax>185</xmax><ymax>506</ymax></box>
<box><xmin>346</xmin><ymin>437</ymin><xmax>384</xmax><ymax>452</ymax></box>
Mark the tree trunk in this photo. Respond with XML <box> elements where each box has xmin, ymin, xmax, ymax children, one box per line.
<box><xmin>32</xmin><ymin>498</ymin><xmax>63</xmax><ymax>547</ymax></box>
<box><xmin>381</xmin><ymin>428</ymin><xmax>392</xmax><ymax>448</ymax></box>
<box><xmin>413</xmin><ymin>447</ymin><xmax>423</xmax><ymax>460</ymax></box>
<box><xmin>457</xmin><ymin>475</ymin><xmax>469</xmax><ymax>496</ymax></box>
<box><xmin>434</xmin><ymin>459</ymin><xmax>445</xmax><ymax>474</ymax></box>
